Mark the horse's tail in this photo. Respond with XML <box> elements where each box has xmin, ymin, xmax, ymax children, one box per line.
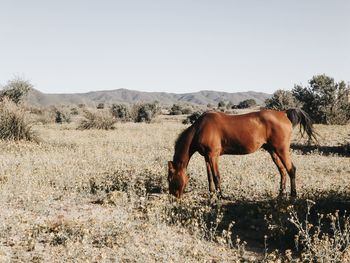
<box><xmin>286</xmin><ymin>108</ymin><xmax>318</xmax><ymax>143</ymax></box>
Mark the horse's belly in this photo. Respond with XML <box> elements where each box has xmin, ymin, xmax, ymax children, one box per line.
<box><xmin>221</xmin><ymin>140</ymin><xmax>264</xmax><ymax>155</ymax></box>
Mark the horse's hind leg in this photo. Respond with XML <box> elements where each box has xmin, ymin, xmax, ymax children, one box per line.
<box><xmin>269</xmin><ymin>150</ymin><xmax>288</xmax><ymax>197</ymax></box>
<box><xmin>205</xmin><ymin>157</ymin><xmax>215</xmax><ymax>196</ymax></box>
<box><xmin>275</xmin><ymin>148</ymin><xmax>297</xmax><ymax>197</ymax></box>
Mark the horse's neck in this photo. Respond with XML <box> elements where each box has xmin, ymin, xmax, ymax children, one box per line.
<box><xmin>173</xmin><ymin>127</ymin><xmax>196</xmax><ymax>169</ymax></box>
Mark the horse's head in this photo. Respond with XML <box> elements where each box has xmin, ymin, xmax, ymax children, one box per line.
<box><xmin>167</xmin><ymin>161</ymin><xmax>189</xmax><ymax>198</ymax></box>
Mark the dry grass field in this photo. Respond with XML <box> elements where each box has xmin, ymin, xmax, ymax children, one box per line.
<box><xmin>0</xmin><ymin>114</ymin><xmax>349</xmax><ymax>262</ymax></box>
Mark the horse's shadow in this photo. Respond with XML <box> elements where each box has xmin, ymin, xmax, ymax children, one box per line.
<box><xmin>208</xmin><ymin>191</ymin><xmax>350</xmax><ymax>252</ymax></box>
<box><xmin>291</xmin><ymin>142</ymin><xmax>350</xmax><ymax>157</ymax></box>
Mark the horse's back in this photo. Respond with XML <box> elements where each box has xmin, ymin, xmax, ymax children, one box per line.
<box><xmin>194</xmin><ymin>110</ymin><xmax>293</xmax><ymax>155</ymax></box>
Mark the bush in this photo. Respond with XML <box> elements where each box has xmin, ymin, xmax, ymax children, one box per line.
<box><xmin>96</xmin><ymin>103</ymin><xmax>105</xmax><ymax>109</ymax></box>
<box><xmin>237</xmin><ymin>99</ymin><xmax>257</xmax><ymax>109</ymax></box>
<box><xmin>0</xmin><ymin>98</ymin><xmax>37</xmax><ymax>141</ymax></box>
<box><xmin>182</xmin><ymin>111</ymin><xmax>203</xmax><ymax>124</ymax></box>
<box><xmin>110</xmin><ymin>104</ymin><xmax>130</xmax><ymax>121</ymax></box>
<box><xmin>78</xmin><ymin>110</ymin><xmax>116</xmax><ymax>130</ymax></box>
<box><xmin>54</xmin><ymin>108</ymin><xmax>71</xmax><ymax>124</ymax></box>
<box><xmin>265</xmin><ymin>90</ymin><xmax>299</xmax><ymax>110</ymax></box>
<box><xmin>169</xmin><ymin>104</ymin><xmax>193</xmax><ymax>115</ymax></box>
<box><xmin>131</xmin><ymin>102</ymin><xmax>160</xmax><ymax>123</ymax></box>
<box><xmin>0</xmin><ymin>77</ymin><xmax>32</xmax><ymax>104</ymax></box>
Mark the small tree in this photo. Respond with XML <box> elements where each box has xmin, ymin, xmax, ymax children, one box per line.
<box><xmin>265</xmin><ymin>90</ymin><xmax>298</xmax><ymax>110</ymax></box>
<box><xmin>0</xmin><ymin>77</ymin><xmax>32</xmax><ymax>104</ymax></box>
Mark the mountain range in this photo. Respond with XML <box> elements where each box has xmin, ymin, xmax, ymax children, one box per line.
<box><xmin>26</xmin><ymin>88</ymin><xmax>271</xmax><ymax>107</ymax></box>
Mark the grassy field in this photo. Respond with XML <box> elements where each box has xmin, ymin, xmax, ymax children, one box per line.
<box><xmin>0</xmin><ymin>114</ymin><xmax>349</xmax><ymax>262</ymax></box>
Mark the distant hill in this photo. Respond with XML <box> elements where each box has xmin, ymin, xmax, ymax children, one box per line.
<box><xmin>26</xmin><ymin>88</ymin><xmax>271</xmax><ymax>107</ymax></box>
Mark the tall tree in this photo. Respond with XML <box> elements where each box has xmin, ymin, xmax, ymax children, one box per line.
<box><xmin>292</xmin><ymin>74</ymin><xmax>350</xmax><ymax>124</ymax></box>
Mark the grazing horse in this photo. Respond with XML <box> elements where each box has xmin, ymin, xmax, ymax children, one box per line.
<box><xmin>167</xmin><ymin>109</ymin><xmax>316</xmax><ymax>198</ymax></box>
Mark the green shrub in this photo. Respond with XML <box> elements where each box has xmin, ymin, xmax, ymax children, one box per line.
<box><xmin>0</xmin><ymin>98</ymin><xmax>37</xmax><ymax>141</ymax></box>
<box><xmin>131</xmin><ymin>102</ymin><xmax>160</xmax><ymax>123</ymax></box>
<box><xmin>78</xmin><ymin>110</ymin><xmax>116</xmax><ymax>130</ymax></box>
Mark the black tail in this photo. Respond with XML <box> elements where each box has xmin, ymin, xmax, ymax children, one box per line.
<box><xmin>286</xmin><ymin>108</ymin><xmax>318</xmax><ymax>143</ymax></box>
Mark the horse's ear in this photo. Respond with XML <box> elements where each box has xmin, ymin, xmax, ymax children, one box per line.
<box><xmin>168</xmin><ymin>161</ymin><xmax>175</xmax><ymax>173</ymax></box>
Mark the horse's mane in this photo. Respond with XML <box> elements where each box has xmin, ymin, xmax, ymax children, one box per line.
<box><xmin>173</xmin><ymin>124</ymin><xmax>196</xmax><ymax>163</ymax></box>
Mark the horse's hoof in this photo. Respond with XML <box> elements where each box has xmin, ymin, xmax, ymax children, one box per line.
<box><xmin>218</xmin><ymin>193</ymin><xmax>229</xmax><ymax>200</ymax></box>
<box><xmin>278</xmin><ymin>191</ymin><xmax>288</xmax><ymax>199</ymax></box>
<box><xmin>290</xmin><ymin>193</ymin><xmax>297</xmax><ymax>202</ymax></box>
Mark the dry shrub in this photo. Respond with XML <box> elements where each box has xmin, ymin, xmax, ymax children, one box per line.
<box><xmin>0</xmin><ymin>98</ymin><xmax>38</xmax><ymax>141</ymax></box>
<box><xmin>54</xmin><ymin>107</ymin><xmax>71</xmax><ymax>124</ymax></box>
<box><xmin>289</xmin><ymin>200</ymin><xmax>350</xmax><ymax>262</ymax></box>
<box><xmin>29</xmin><ymin>106</ymin><xmax>56</xmax><ymax>124</ymax></box>
<box><xmin>77</xmin><ymin>109</ymin><xmax>116</xmax><ymax>130</ymax></box>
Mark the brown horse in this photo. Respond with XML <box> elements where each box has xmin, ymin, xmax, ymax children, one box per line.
<box><xmin>167</xmin><ymin>109</ymin><xmax>316</xmax><ymax>198</ymax></box>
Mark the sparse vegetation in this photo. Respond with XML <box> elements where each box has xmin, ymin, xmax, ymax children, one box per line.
<box><xmin>0</xmin><ymin>117</ymin><xmax>349</xmax><ymax>261</ymax></box>
<box><xmin>0</xmin><ymin>92</ymin><xmax>350</xmax><ymax>262</ymax></box>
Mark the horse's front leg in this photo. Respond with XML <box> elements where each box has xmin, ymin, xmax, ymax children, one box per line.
<box><xmin>208</xmin><ymin>155</ymin><xmax>226</xmax><ymax>199</ymax></box>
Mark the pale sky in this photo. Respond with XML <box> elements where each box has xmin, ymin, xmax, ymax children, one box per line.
<box><xmin>0</xmin><ymin>0</ymin><xmax>349</xmax><ymax>94</ymax></box>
